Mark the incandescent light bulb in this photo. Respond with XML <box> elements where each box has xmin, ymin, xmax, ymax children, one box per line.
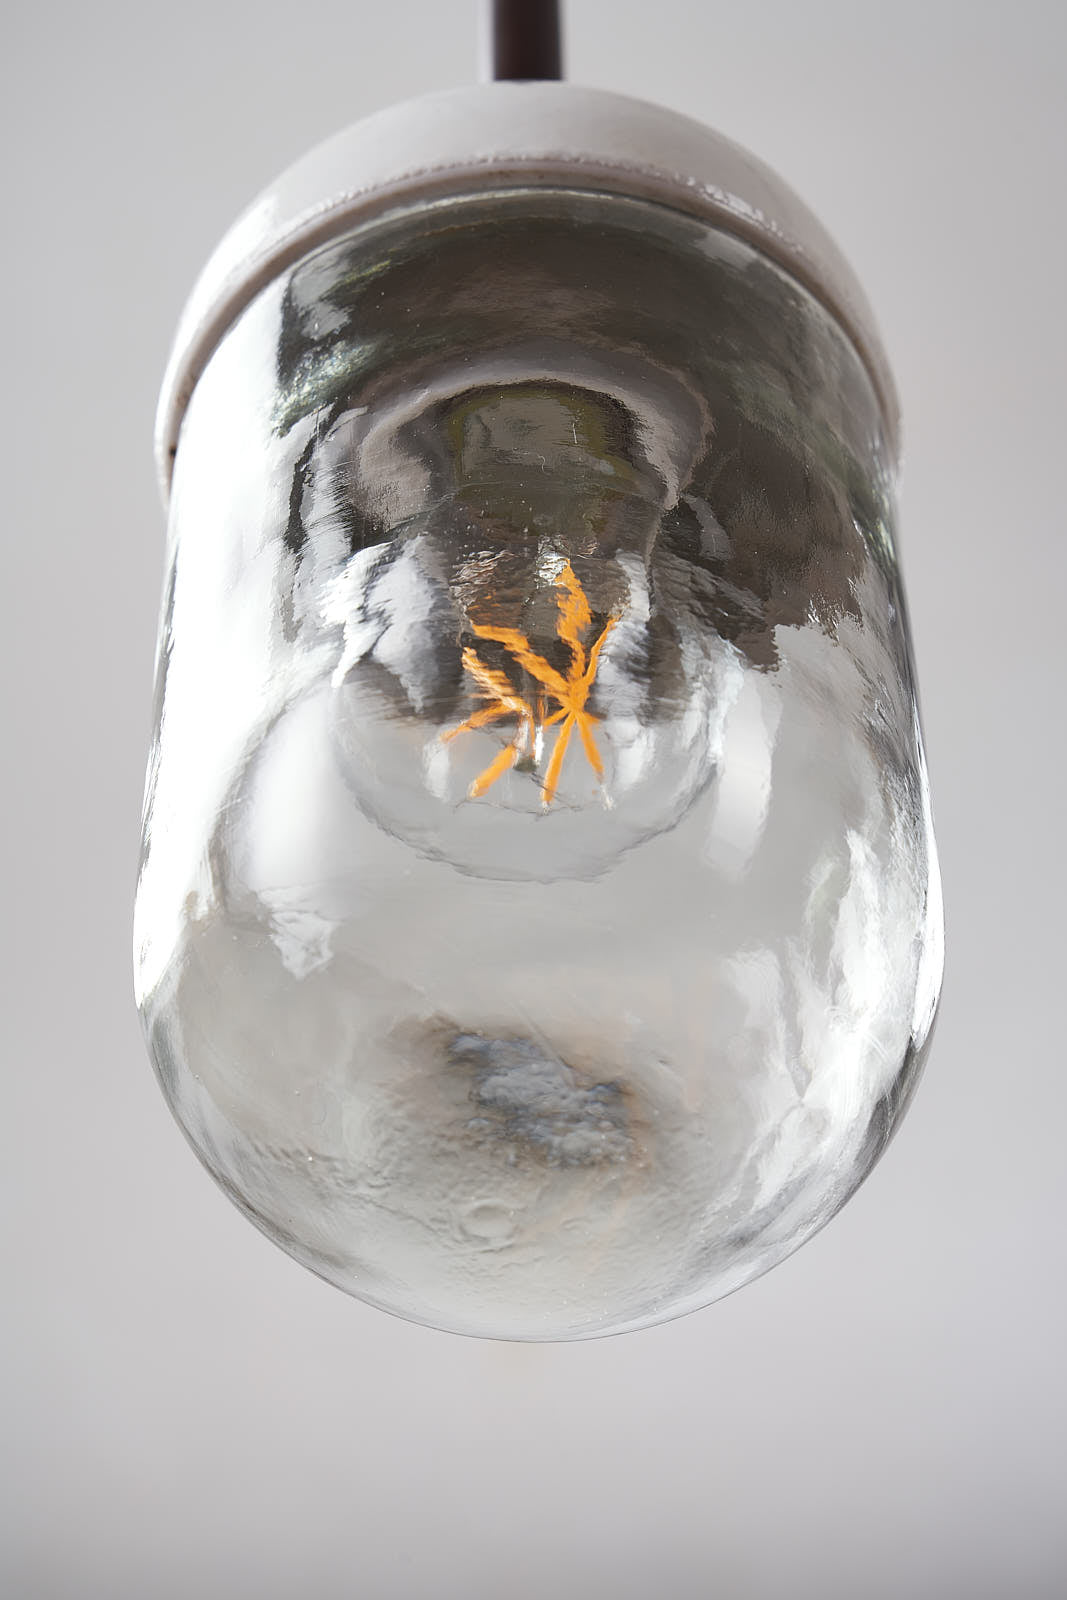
<box><xmin>135</xmin><ymin>85</ymin><xmax>943</xmax><ymax>1339</ymax></box>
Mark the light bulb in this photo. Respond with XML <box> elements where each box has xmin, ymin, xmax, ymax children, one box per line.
<box><xmin>136</xmin><ymin>86</ymin><xmax>943</xmax><ymax>1339</ymax></box>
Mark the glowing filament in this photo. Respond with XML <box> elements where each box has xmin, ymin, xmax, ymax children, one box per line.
<box><xmin>443</xmin><ymin>562</ymin><xmax>616</xmax><ymax>805</ymax></box>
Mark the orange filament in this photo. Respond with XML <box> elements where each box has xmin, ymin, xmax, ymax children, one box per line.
<box><xmin>444</xmin><ymin>562</ymin><xmax>615</xmax><ymax>806</ymax></box>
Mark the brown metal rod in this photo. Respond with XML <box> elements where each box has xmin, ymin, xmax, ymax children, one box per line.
<box><xmin>491</xmin><ymin>0</ymin><xmax>563</xmax><ymax>81</ymax></box>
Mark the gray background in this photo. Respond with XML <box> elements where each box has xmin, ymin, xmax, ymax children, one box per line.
<box><xmin>3</xmin><ymin>2</ymin><xmax>1064</xmax><ymax>1596</ymax></box>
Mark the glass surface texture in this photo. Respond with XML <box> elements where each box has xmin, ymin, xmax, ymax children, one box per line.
<box><xmin>136</xmin><ymin>191</ymin><xmax>943</xmax><ymax>1339</ymax></box>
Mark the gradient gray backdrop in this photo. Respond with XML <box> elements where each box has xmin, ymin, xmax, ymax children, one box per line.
<box><xmin>3</xmin><ymin>3</ymin><xmax>1064</xmax><ymax>1596</ymax></box>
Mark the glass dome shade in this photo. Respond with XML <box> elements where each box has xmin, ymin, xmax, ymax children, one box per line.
<box><xmin>136</xmin><ymin>122</ymin><xmax>942</xmax><ymax>1341</ymax></box>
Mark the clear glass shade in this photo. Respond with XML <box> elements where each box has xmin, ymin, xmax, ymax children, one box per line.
<box><xmin>135</xmin><ymin>189</ymin><xmax>943</xmax><ymax>1339</ymax></box>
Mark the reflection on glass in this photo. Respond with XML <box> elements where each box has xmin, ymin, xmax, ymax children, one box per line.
<box><xmin>135</xmin><ymin>191</ymin><xmax>943</xmax><ymax>1339</ymax></box>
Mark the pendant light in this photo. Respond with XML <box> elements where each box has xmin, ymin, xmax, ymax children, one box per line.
<box><xmin>135</xmin><ymin>0</ymin><xmax>943</xmax><ymax>1339</ymax></box>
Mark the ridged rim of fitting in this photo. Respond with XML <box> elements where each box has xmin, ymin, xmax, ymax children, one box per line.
<box><xmin>156</xmin><ymin>82</ymin><xmax>900</xmax><ymax>503</ymax></box>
